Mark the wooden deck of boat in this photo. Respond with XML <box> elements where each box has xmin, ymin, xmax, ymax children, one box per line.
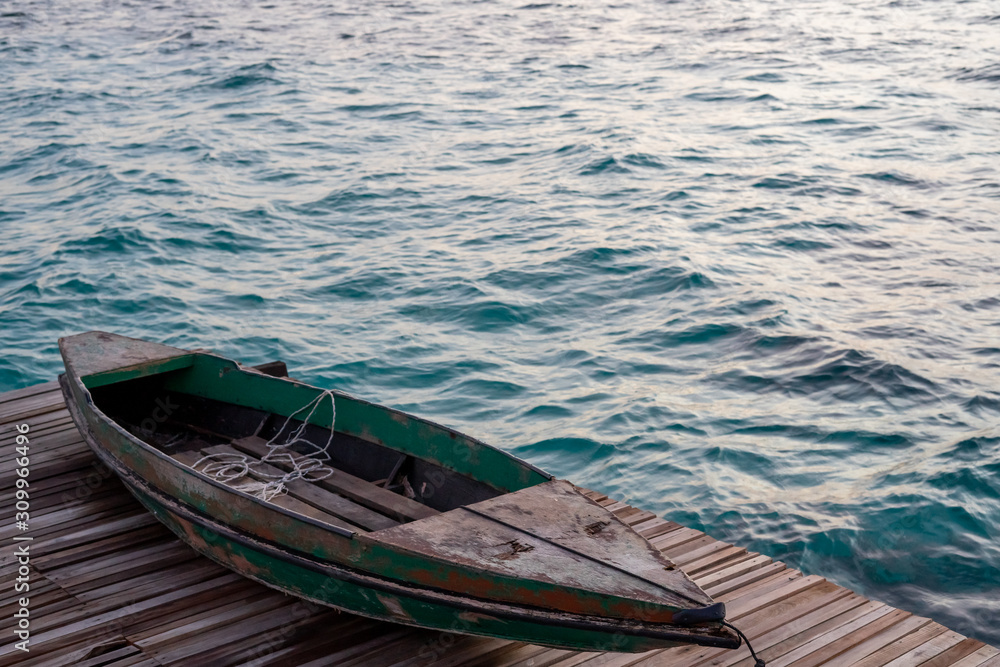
<box><xmin>1</xmin><ymin>379</ymin><xmax>996</xmax><ymax>667</ymax></box>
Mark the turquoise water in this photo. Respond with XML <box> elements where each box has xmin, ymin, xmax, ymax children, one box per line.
<box><xmin>3</xmin><ymin>0</ymin><xmax>999</xmax><ymax>645</ymax></box>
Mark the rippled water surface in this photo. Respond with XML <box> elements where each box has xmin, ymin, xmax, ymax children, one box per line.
<box><xmin>3</xmin><ymin>0</ymin><xmax>999</xmax><ymax>646</ymax></box>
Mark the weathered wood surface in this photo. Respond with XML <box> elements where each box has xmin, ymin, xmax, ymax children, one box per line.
<box><xmin>1</xmin><ymin>381</ymin><xmax>996</xmax><ymax>667</ymax></box>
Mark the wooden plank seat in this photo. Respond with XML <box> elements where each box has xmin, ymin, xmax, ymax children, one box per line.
<box><xmin>171</xmin><ymin>447</ymin><xmax>368</xmax><ymax>533</ymax></box>
<box><xmin>202</xmin><ymin>443</ymin><xmax>401</xmax><ymax>532</ymax></box>
<box><xmin>230</xmin><ymin>436</ymin><xmax>439</xmax><ymax>524</ymax></box>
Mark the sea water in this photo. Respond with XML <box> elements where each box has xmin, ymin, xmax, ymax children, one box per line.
<box><xmin>2</xmin><ymin>0</ymin><xmax>998</xmax><ymax>645</ymax></box>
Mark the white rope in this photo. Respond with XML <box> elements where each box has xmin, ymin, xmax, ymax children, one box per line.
<box><xmin>193</xmin><ymin>390</ymin><xmax>337</xmax><ymax>502</ymax></box>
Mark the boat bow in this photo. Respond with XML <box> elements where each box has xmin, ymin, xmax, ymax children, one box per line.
<box><xmin>367</xmin><ymin>479</ymin><xmax>720</xmax><ymax>625</ymax></box>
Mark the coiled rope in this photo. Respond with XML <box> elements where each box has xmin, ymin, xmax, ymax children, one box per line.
<box><xmin>193</xmin><ymin>390</ymin><xmax>337</xmax><ymax>501</ymax></box>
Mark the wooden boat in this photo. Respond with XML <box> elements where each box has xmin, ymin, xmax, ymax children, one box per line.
<box><xmin>59</xmin><ymin>331</ymin><xmax>741</xmax><ymax>653</ymax></box>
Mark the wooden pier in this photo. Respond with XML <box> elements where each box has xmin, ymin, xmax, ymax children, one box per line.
<box><xmin>1</xmin><ymin>379</ymin><xmax>997</xmax><ymax>666</ymax></box>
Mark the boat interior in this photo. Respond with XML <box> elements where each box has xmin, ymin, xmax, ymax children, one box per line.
<box><xmin>88</xmin><ymin>362</ymin><xmax>509</xmax><ymax>534</ymax></box>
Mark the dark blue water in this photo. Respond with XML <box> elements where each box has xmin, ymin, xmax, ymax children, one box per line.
<box><xmin>2</xmin><ymin>0</ymin><xmax>999</xmax><ymax>646</ymax></box>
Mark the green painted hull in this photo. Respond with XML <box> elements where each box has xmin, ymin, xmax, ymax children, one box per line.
<box><xmin>126</xmin><ymin>470</ymin><xmax>700</xmax><ymax>653</ymax></box>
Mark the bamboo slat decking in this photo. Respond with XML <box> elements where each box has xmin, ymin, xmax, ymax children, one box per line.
<box><xmin>1</xmin><ymin>379</ymin><xmax>997</xmax><ymax>667</ymax></box>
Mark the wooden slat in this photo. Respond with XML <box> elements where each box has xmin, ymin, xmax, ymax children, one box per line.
<box><xmin>222</xmin><ymin>616</ymin><xmax>373</xmax><ymax>667</ymax></box>
<box><xmin>715</xmin><ymin>574</ymin><xmax>823</xmax><ymax>623</ymax></box>
<box><xmin>468</xmin><ymin>645</ymin><xmax>576</xmax><ymax>667</ymax></box>
<box><xmin>32</xmin><ymin>526</ymin><xmax>168</xmax><ymax>573</ymax></box>
<box><xmin>829</xmin><ymin>615</ymin><xmax>939</xmax><ymax>666</ymax></box>
<box><xmin>231</xmin><ymin>435</ymin><xmax>438</xmax><ymax>522</ymax></box>
<box><xmin>201</xmin><ymin>442</ymin><xmax>399</xmax><ymax>531</ymax></box>
<box><xmin>0</xmin><ymin>384</ymin><xmax>61</xmax><ymax>412</ymax></box>
<box><xmin>42</xmin><ymin>541</ymin><xmax>197</xmax><ymax>589</ymax></box>
<box><xmin>921</xmin><ymin>638</ymin><xmax>991</xmax><ymax>667</ymax></box>
<box><xmin>14</xmin><ymin>639</ymin><xmax>136</xmax><ymax>667</ymax></box>
<box><xmin>695</xmin><ymin>552</ymin><xmax>773</xmax><ymax>582</ymax></box>
<box><xmin>776</xmin><ymin>605</ymin><xmax>903</xmax><ymax>667</ymax></box>
<box><xmin>622</xmin><ymin>510</ymin><xmax>656</xmax><ymax>526</ymax></box>
<box><xmin>32</xmin><ymin>512</ymin><xmax>162</xmax><ymax>559</ymax></box>
<box><xmin>293</xmin><ymin>627</ymin><xmax>417</xmax><ymax>667</ymax></box>
<box><xmin>636</xmin><ymin>518</ymin><xmax>682</xmax><ymax>539</ymax></box>
<box><xmin>149</xmin><ymin>604</ymin><xmax>336</xmax><ymax>665</ymax></box>
<box><xmin>122</xmin><ymin>579</ymin><xmax>266</xmax><ymax>639</ymax></box>
<box><xmin>951</xmin><ymin>646</ymin><xmax>1000</xmax><ymax>667</ymax></box>
<box><xmin>880</xmin><ymin>629</ymin><xmax>968</xmax><ymax>667</ymax></box>
<box><xmin>680</xmin><ymin>545</ymin><xmax>747</xmax><ymax>574</ymax></box>
<box><xmin>850</xmin><ymin>622</ymin><xmax>952</xmax><ymax>667</ymax></box>
<box><xmin>650</xmin><ymin>527</ymin><xmax>703</xmax><ymax>550</ymax></box>
<box><xmin>132</xmin><ymin>594</ymin><xmax>295</xmax><ymax>651</ymax></box>
<box><xmin>0</xmin><ymin>390</ymin><xmax>69</xmax><ymax>424</ymax></box>
<box><xmin>0</xmin><ymin>573</ymin><xmax>243</xmax><ymax>663</ymax></box>
<box><xmin>0</xmin><ymin>411</ymin><xmax>74</xmax><ymax>449</ymax></box>
<box><xmin>671</xmin><ymin>540</ymin><xmax>743</xmax><ymax>567</ymax></box>
<box><xmin>0</xmin><ymin>379</ymin><xmax>59</xmax><ymax>404</ymax></box>
<box><xmin>172</xmin><ymin>448</ymin><xmax>367</xmax><ymax>533</ymax></box>
<box><xmin>0</xmin><ymin>431</ymin><xmax>86</xmax><ymax>475</ymax></box>
<box><xmin>388</xmin><ymin>636</ymin><xmax>514</xmax><ymax>667</ymax></box>
<box><xmin>695</xmin><ymin>562</ymin><xmax>788</xmax><ymax>598</ymax></box>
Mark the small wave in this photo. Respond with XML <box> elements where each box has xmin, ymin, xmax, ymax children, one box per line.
<box><xmin>752</xmin><ymin>333</ymin><xmax>813</xmax><ymax>351</ymax></box>
<box><xmin>789</xmin><ymin>349</ymin><xmax>941</xmax><ymax>404</ymax></box>
<box><xmin>206</xmin><ymin>62</ymin><xmax>282</xmax><ymax>90</ymax></box>
<box><xmin>523</xmin><ymin>404</ymin><xmax>575</xmax><ymax>419</ymax></box>
<box><xmin>297</xmin><ymin>188</ymin><xmax>419</xmax><ymax>218</ymax></box>
<box><xmin>744</xmin><ymin>72</ymin><xmax>786</xmax><ymax>82</ymax></box>
<box><xmin>51</xmin><ymin>278</ymin><xmax>99</xmax><ymax>296</ymax></box>
<box><xmin>859</xmin><ymin>171</ymin><xmax>934</xmax><ymax>189</ymax></box>
<box><xmin>222</xmin><ymin>293</ymin><xmax>267</xmax><ymax>307</ymax></box>
<box><xmin>308</xmin><ymin>270</ymin><xmax>400</xmax><ymax>301</ymax></box>
<box><xmin>818</xmin><ymin>430</ymin><xmax>913</xmax><ymax>449</ymax></box>
<box><xmin>397</xmin><ymin>298</ymin><xmax>543</xmax><ymax>332</ymax></box>
<box><xmin>954</xmin><ymin>63</ymin><xmax>1000</xmax><ymax>83</ymax></box>
<box><xmin>771</xmin><ymin>237</ymin><xmax>835</xmax><ymax>252</ymax></box>
<box><xmin>962</xmin><ymin>395</ymin><xmax>1000</xmax><ymax>416</ymax></box>
<box><xmin>961</xmin><ymin>296</ymin><xmax>1000</xmax><ymax>312</ymax></box>
<box><xmin>753</xmin><ymin>174</ymin><xmax>817</xmax><ymax>190</ymax></box>
<box><xmin>684</xmin><ymin>90</ymin><xmax>746</xmax><ymax>103</ymax></box>
<box><xmin>625</xmin><ymin>322</ymin><xmax>744</xmax><ymax>351</ymax></box>
<box><xmin>0</xmin><ymin>142</ymin><xmax>74</xmax><ymax>175</ymax></box>
<box><xmin>554</xmin><ymin>245</ymin><xmax>659</xmax><ymax>270</ymax></box>
<box><xmin>621</xmin><ymin>152</ymin><xmax>666</xmax><ymax>169</ymax></box>
<box><xmin>517</xmin><ymin>437</ymin><xmax>618</xmax><ymax>478</ymax></box>
<box><xmin>620</xmin><ymin>266</ymin><xmax>716</xmax><ymax>298</ymax></box>
<box><xmin>57</xmin><ymin>225</ymin><xmax>157</xmax><ymax>256</ymax></box>
<box><xmin>943</xmin><ymin>437</ymin><xmax>1000</xmax><ymax>461</ymax></box>
<box><xmin>610</xmin><ymin>402</ymin><xmax>708</xmax><ymax>436</ymax></box>
<box><xmin>447</xmin><ymin>378</ymin><xmax>527</xmax><ymax>399</ymax></box>
<box><xmin>578</xmin><ymin>156</ymin><xmax>630</xmax><ymax>175</ymax></box>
